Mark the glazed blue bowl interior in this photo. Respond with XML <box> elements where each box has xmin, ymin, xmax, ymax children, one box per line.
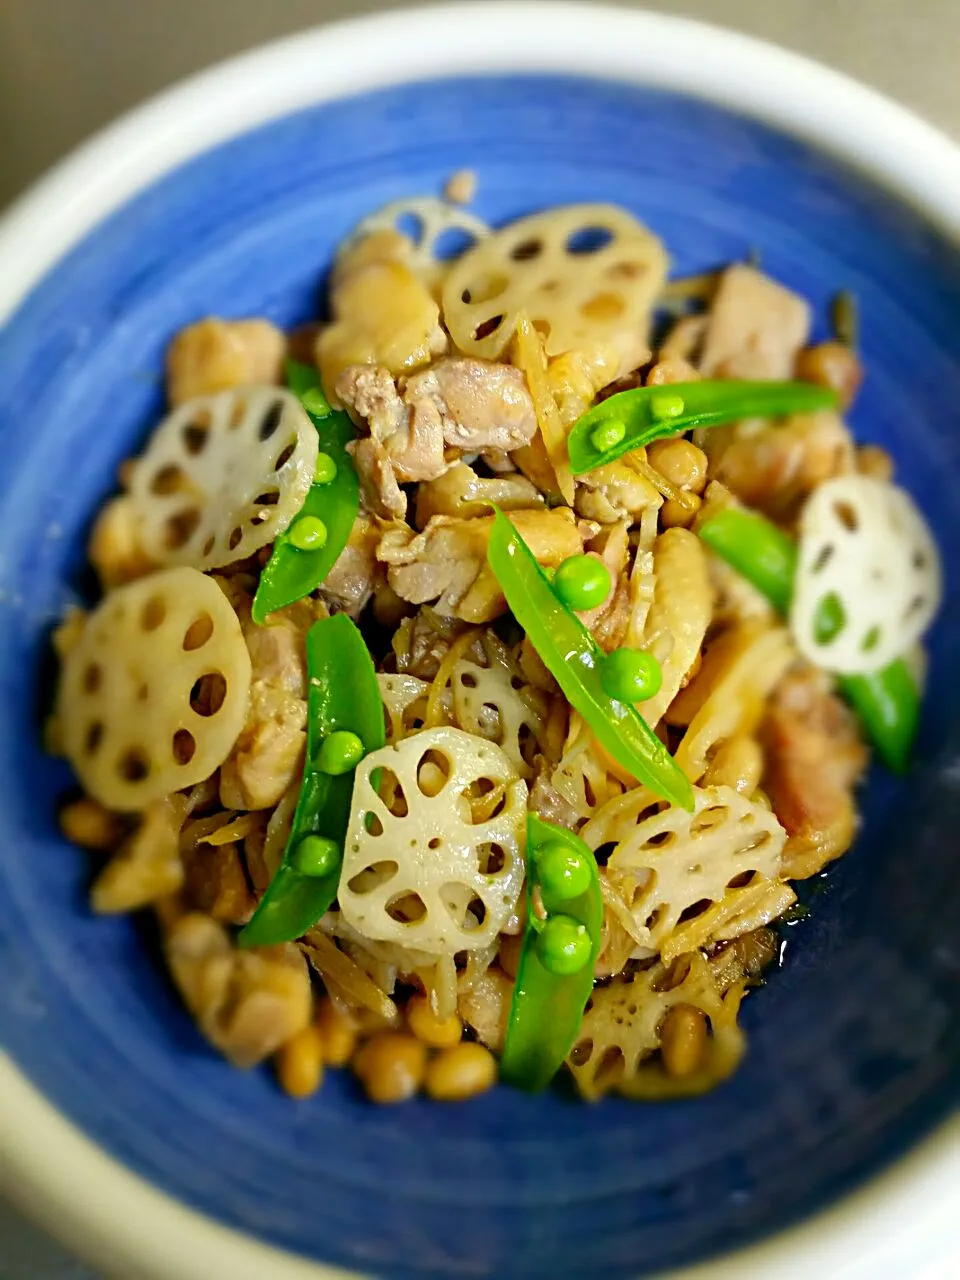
<box><xmin>2</xmin><ymin>76</ymin><xmax>960</xmax><ymax>1279</ymax></box>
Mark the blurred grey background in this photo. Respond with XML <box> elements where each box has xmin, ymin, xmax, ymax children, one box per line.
<box><xmin>1</xmin><ymin>1</ymin><xmax>958</xmax><ymax>1276</ymax></box>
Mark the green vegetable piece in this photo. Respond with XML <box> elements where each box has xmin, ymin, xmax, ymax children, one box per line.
<box><xmin>553</xmin><ymin>554</ymin><xmax>611</xmax><ymax>611</ymax></box>
<box><xmin>238</xmin><ymin>614</ymin><xmax>385</xmax><ymax>947</ymax></box>
<box><xmin>313</xmin><ymin>452</ymin><xmax>337</xmax><ymax>485</ymax></box>
<box><xmin>568</xmin><ymin>379</ymin><xmax>838</xmax><ymax>475</ymax></box>
<box><xmin>289</xmin><ymin>515</ymin><xmax>328</xmax><ymax>551</ymax></box>
<box><xmin>536</xmin><ymin>914</ymin><xmax>592</xmax><ymax>975</ymax></box>
<box><xmin>501</xmin><ymin>815</ymin><xmax>603</xmax><ymax>1091</ymax></box>
<box><xmin>590</xmin><ymin>418</ymin><xmax>626</xmax><ymax>454</ymax></box>
<box><xmin>291</xmin><ymin>834</ymin><xmax>340</xmax><ymax>878</ymax></box>
<box><xmin>814</xmin><ymin>592</ymin><xmax>846</xmax><ymax>644</ymax></box>
<box><xmin>698</xmin><ymin>505</ymin><xmax>919</xmax><ymax>773</ymax></box>
<box><xmin>251</xmin><ymin>359</ymin><xmax>359</xmax><ymax>624</ymax></box>
<box><xmin>317</xmin><ymin>729</ymin><xmax>364</xmax><ymax>776</ymax></box>
<box><xmin>486</xmin><ymin>507</ymin><xmax>693</xmax><ymax>810</ymax></box>
<box><xmin>600</xmin><ymin>647</ymin><xmax>663</xmax><ymax>703</ymax></box>
<box><xmin>536</xmin><ymin>840</ymin><xmax>593</xmax><ymax>901</ymax></box>
<box><xmin>650</xmin><ymin>391</ymin><xmax>685</xmax><ymax>420</ymax></box>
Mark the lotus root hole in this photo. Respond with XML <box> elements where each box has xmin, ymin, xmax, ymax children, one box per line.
<box><xmin>472</xmin><ymin>315</ymin><xmax>503</xmax><ymax>342</ymax></box>
<box><xmin>570</xmin><ymin>1038</ymin><xmax>593</xmax><ymax>1068</ymax></box>
<box><xmin>428</xmin><ymin>837</ymin><xmax>442</xmax><ymax>851</ymax></box>
<box><xmin>364</xmin><ymin>812</ymin><xmax>384</xmax><ymax>837</ymax></box>
<box><xmin>202</xmin><ymin>535</ymin><xmax>216</xmax><ymax>557</ymax></box>
<box><xmin>136</xmin><ymin>683</ymin><xmax>150</xmax><ymax>703</ymax></box>
<box><xmin>508</xmin><ymin>237</ymin><xmax>542</xmax><ymax>262</ymax></box>
<box><xmin>433</xmin><ymin>226</ymin><xmax>477</xmax><ymax>261</ymax></box>
<box><xmin>566</xmin><ymin>225</ymin><xmax>614</xmax><ymax>255</ymax></box>
<box><xmin>227</xmin><ymin>527</ymin><xmax>243</xmax><ymax>551</ymax></box>
<box><xmin>834</xmin><ymin>500</ymin><xmax>859</xmax><ymax>531</ymax></box>
<box><xmin>594</xmin><ymin>1045</ymin><xmax>626</xmax><ymax>1090</ymax></box>
<box><xmin>117</xmin><ymin>747</ymin><xmax>150</xmax><ymax>783</ymax></box>
<box><xmin>82</xmin><ymin>664</ymin><xmax>102</xmax><ymax>694</ymax></box>
<box><xmin>385</xmin><ymin>892</ymin><xmax>427</xmax><ymax>924</ymax></box>
<box><xmin>644</xmin><ymin>830</ymin><xmax>676</xmax><ymax>850</ymax></box>
<box><xmin>228</xmin><ymin>398</ymin><xmax>247</xmax><ymax>430</ymax></box>
<box><xmin>677</xmin><ymin>898</ymin><xmax>712</xmax><ymax>925</ymax></box>
<box><xmin>149</xmin><ymin>464</ymin><xmax>187</xmax><ymax>495</ymax></box>
<box><xmin>173</xmin><ymin>729</ymin><xmax>197</xmax><ymax>765</ymax></box>
<box><xmin>164</xmin><ymin>508</ymin><xmax>201</xmax><ymax>550</ymax></box>
<box><xmin>462</xmin><ymin>272</ymin><xmax>509</xmax><ymax>306</ymax></box>
<box><xmin>467</xmin><ymin>896</ymin><xmax>487</xmax><ymax>928</ymax></box>
<box><xmin>182</xmin><ymin>614</ymin><xmax>214</xmax><ymax>651</ymax></box>
<box><xmin>84</xmin><ymin>722</ymin><xmax>104</xmax><ymax>755</ymax></box>
<box><xmin>190</xmin><ymin>672</ymin><xmax>227</xmax><ymax>717</ymax></box>
<box><xmin>258</xmin><ymin>400</ymin><xmax>283</xmax><ymax>441</ymax></box>
<box><xmin>581</xmin><ymin>293</ymin><xmax>626</xmax><ymax>321</ymax></box>
<box><xmin>140</xmin><ymin>596</ymin><xmax>167</xmax><ymax>631</ymax></box>
<box><xmin>458</xmin><ymin>671</ymin><xmax>478</xmax><ymax>690</ymax></box>
<box><xmin>478</xmin><ymin>842</ymin><xmax>506</xmax><ymax>874</ymax></box>
<box><xmin>690</xmin><ymin>805</ymin><xmax>728</xmax><ymax>835</ymax></box>
<box><xmin>347</xmin><ymin>860</ymin><xmax>398</xmax><ymax>894</ymax></box>
<box><xmin>181</xmin><ymin>421</ymin><xmax>209</xmax><ymax>455</ymax></box>
<box><xmin>416</xmin><ymin>749</ymin><xmax>451</xmax><ymax>795</ymax></box>
<box><xmin>727</xmin><ymin>870</ymin><xmax>757</xmax><ymax>890</ymax></box>
<box><xmin>273</xmin><ymin>440</ymin><xmax>297</xmax><ymax>471</ymax></box>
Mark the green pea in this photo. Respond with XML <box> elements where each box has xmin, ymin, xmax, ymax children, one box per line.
<box><xmin>289</xmin><ymin>515</ymin><xmax>328</xmax><ymax>551</ymax></box>
<box><xmin>301</xmin><ymin>388</ymin><xmax>330</xmax><ymax>418</ymax></box>
<box><xmin>814</xmin><ymin>592</ymin><xmax>846</xmax><ymax>643</ymax></box>
<box><xmin>552</xmin><ymin>555</ymin><xmax>611</xmax><ymax>611</ymax></box>
<box><xmin>536</xmin><ymin>914</ymin><xmax>592</xmax><ymax>976</ymax></box>
<box><xmin>600</xmin><ymin>647</ymin><xmax>663</xmax><ymax>703</ymax></box>
<box><xmin>291</xmin><ymin>834</ymin><xmax>340</xmax><ymax>877</ymax></box>
<box><xmin>536</xmin><ymin>841</ymin><xmax>592</xmax><ymax>901</ymax></box>
<box><xmin>317</xmin><ymin>729</ymin><xmax>364</xmax><ymax>775</ymax></box>
<box><xmin>313</xmin><ymin>452</ymin><xmax>337</xmax><ymax>485</ymax></box>
<box><xmin>650</xmin><ymin>391</ymin><xmax>685</xmax><ymax>420</ymax></box>
<box><xmin>590</xmin><ymin>418</ymin><xmax>626</xmax><ymax>454</ymax></box>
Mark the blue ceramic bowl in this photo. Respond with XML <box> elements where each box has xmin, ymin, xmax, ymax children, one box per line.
<box><xmin>1</xmin><ymin>8</ymin><xmax>959</xmax><ymax>1279</ymax></box>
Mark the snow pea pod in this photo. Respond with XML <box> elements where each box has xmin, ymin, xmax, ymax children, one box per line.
<box><xmin>567</xmin><ymin>380</ymin><xmax>837</xmax><ymax>475</ymax></box>
<box><xmin>500</xmin><ymin>815</ymin><xmax>602</xmax><ymax>1092</ymax></box>
<box><xmin>252</xmin><ymin>360</ymin><xmax>358</xmax><ymax>624</ymax></box>
<box><xmin>698</xmin><ymin>505</ymin><xmax>919</xmax><ymax>773</ymax></box>
<box><xmin>238</xmin><ymin>613</ymin><xmax>385</xmax><ymax>947</ymax></box>
<box><xmin>486</xmin><ymin>507</ymin><xmax>693</xmax><ymax>810</ymax></box>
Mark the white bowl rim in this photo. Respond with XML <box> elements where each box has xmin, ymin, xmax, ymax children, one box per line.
<box><xmin>1</xmin><ymin>4</ymin><xmax>959</xmax><ymax>1277</ymax></box>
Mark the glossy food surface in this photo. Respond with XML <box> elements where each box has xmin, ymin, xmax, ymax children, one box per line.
<box><xmin>1</xmin><ymin>75</ymin><xmax>959</xmax><ymax>1279</ymax></box>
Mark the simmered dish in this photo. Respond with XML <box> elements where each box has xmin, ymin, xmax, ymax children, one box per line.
<box><xmin>49</xmin><ymin>185</ymin><xmax>942</xmax><ymax>1104</ymax></box>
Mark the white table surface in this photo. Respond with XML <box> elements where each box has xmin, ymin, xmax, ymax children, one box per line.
<box><xmin>1</xmin><ymin>1</ymin><xmax>958</xmax><ymax>1275</ymax></box>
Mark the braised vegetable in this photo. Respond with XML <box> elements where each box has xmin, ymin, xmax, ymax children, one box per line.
<box><xmin>501</xmin><ymin>815</ymin><xmax>602</xmax><ymax>1091</ymax></box>
<box><xmin>251</xmin><ymin>360</ymin><xmax>359</xmax><ymax>624</ymax></box>
<box><xmin>238</xmin><ymin>614</ymin><xmax>385</xmax><ymax>946</ymax></box>
<box><xmin>486</xmin><ymin>507</ymin><xmax>693</xmax><ymax>809</ymax></box>
<box><xmin>567</xmin><ymin>379</ymin><xmax>837</xmax><ymax>474</ymax></box>
<box><xmin>698</xmin><ymin>506</ymin><xmax>919</xmax><ymax>772</ymax></box>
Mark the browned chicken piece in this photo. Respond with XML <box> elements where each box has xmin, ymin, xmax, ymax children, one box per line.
<box><xmin>317</xmin><ymin>258</ymin><xmax>447</xmax><ymax>396</ymax></box>
<box><xmin>659</xmin><ymin>314</ymin><xmax>707</xmax><ymax>364</ymax></box>
<box><xmin>88</xmin><ymin>495</ymin><xmax>155</xmax><ymax>589</ymax></box>
<box><xmin>90</xmin><ymin>794</ymin><xmax>189</xmax><ymax>913</ymax></box>
<box><xmin>166</xmin><ymin>318</ymin><xmax>286</xmax><ymax>406</ymax></box>
<box><xmin>220</xmin><ymin>598</ymin><xmax>326</xmax><ymax>811</ymax></box>
<box><xmin>319</xmin><ymin>512</ymin><xmax>384</xmax><ymax>617</ymax></box>
<box><xmin>645</xmin><ymin>354</ymin><xmax>701</xmax><ymax>386</ymax></box>
<box><xmin>699</xmin><ymin>265</ymin><xmax>811</xmax><ymax>380</ymax></box>
<box><xmin>577</xmin><ymin>521</ymin><xmax>632</xmax><ymax>652</ymax></box>
<box><xmin>795</xmin><ymin>340</ymin><xmax>863</xmax><ymax>410</ymax></box>
<box><xmin>458</xmin><ymin>967</ymin><xmax>513</xmax><ymax>1054</ymax></box>
<box><xmin>164</xmin><ymin>913</ymin><xmax>312</xmax><ymax>1068</ymax></box>
<box><xmin>762</xmin><ymin>667</ymin><xmax>868</xmax><ymax>880</ymax></box>
<box><xmin>391</xmin><ymin>606</ymin><xmax>475</xmax><ymax>680</ymax></box>
<box><xmin>415</xmin><ymin>461</ymin><xmax>545</xmax><ymax>526</ymax></box>
<box><xmin>527</xmin><ymin>759</ymin><xmax>583</xmax><ymax>830</ymax></box>
<box><xmin>181</xmin><ymin>840</ymin><xmax>255</xmax><ymax>925</ymax></box>
<box><xmin>379</xmin><ymin>508</ymin><xmax>587</xmax><ymax>623</ymax></box>
<box><xmin>338</xmin><ymin>359</ymin><xmax>537</xmax><ymax>519</ymax></box>
<box><xmin>703</xmin><ymin>410</ymin><xmax>855</xmax><ymax>520</ymax></box>
<box><xmin>575</xmin><ymin>457</ymin><xmax>662</xmax><ymax>525</ymax></box>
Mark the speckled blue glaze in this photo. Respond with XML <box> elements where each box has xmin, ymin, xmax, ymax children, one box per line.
<box><xmin>1</xmin><ymin>76</ymin><xmax>959</xmax><ymax>1279</ymax></box>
